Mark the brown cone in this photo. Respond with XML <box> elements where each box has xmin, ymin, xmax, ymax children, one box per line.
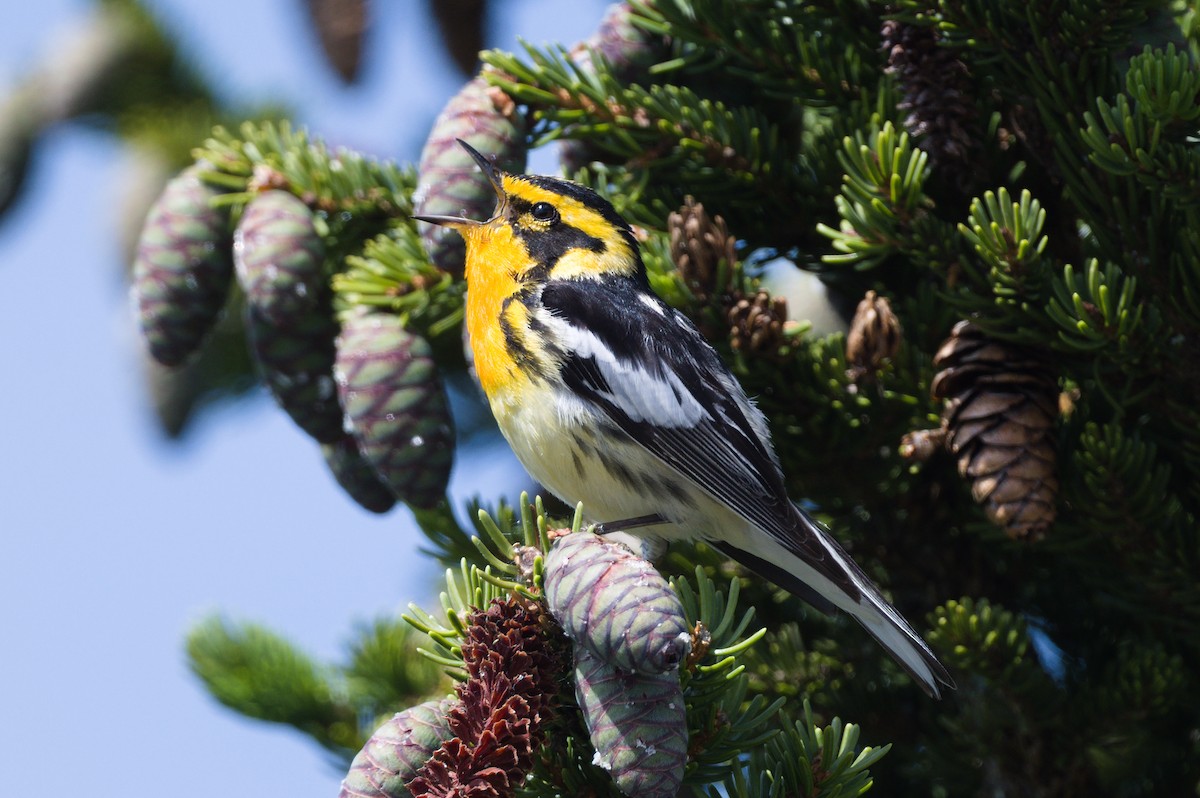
<box><xmin>303</xmin><ymin>0</ymin><xmax>368</xmax><ymax>84</ymax></box>
<box><xmin>882</xmin><ymin>16</ymin><xmax>981</xmax><ymax>192</ymax></box>
<box><xmin>668</xmin><ymin>195</ymin><xmax>736</xmax><ymax>304</ymax></box>
<box><xmin>931</xmin><ymin>320</ymin><xmax>1059</xmax><ymax>540</ymax></box>
<box><xmin>727</xmin><ymin>290</ymin><xmax>788</xmax><ymax>357</ymax></box>
<box><xmin>846</xmin><ymin>290</ymin><xmax>902</xmax><ymax>379</ymax></box>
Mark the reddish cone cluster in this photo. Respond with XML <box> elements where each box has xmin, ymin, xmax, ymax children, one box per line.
<box><xmin>407</xmin><ymin>596</ymin><xmax>562</xmax><ymax>798</ymax></box>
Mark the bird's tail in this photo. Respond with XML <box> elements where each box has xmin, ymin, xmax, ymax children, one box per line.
<box><xmin>714</xmin><ymin>509</ymin><xmax>954</xmax><ymax>699</ymax></box>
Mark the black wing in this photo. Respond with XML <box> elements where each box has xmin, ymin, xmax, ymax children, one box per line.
<box><xmin>539</xmin><ymin>278</ymin><xmax>859</xmax><ymax>606</ymax></box>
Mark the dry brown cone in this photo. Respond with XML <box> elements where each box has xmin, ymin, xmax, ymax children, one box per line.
<box><xmin>427</xmin><ymin>0</ymin><xmax>487</xmax><ymax>77</ymax></box>
<box><xmin>727</xmin><ymin>290</ymin><xmax>789</xmax><ymax>358</ymax></box>
<box><xmin>846</xmin><ymin>290</ymin><xmax>902</xmax><ymax>381</ymax></box>
<box><xmin>668</xmin><ymin>195</ymin><xmax>736</xmax><ymax>304</ymax></box>
<box><xmin>929</xmin><ymin>320</ymin><xmax>1059</xmax><ymax>541</ymax></box>
<box><xmin>303</xmin><ymin>0</ymin><xmax>368</xmax><ymax>83</ymax></box>
<box><xmin>882</xmin><ymin>15</ymin><xmax>982</xmax><ymax>194</ymax></box>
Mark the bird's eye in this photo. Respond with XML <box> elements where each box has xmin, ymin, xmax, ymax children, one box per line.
<box><xmin>530</xmin><ymin>202</ymin><xmax>559</xmax><ymax>223</ymax></box>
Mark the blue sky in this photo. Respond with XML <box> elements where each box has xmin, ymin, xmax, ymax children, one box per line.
<box><xmin>0</xmin><ymin>2</ymin><xmax>606</xmax><ymax>795</ymax></box>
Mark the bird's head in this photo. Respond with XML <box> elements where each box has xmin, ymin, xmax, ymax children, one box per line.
<box><xmin>414</xmin><ymin>140</ymin><xmax>642</xmax><ymax>282</ymax></box>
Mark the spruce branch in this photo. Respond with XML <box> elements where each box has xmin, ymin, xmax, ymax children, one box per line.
<box><xmin>702</xmin><ymin>699</ymin><xmax>889</xmax><ymax>798</ymax></box>
<box><xmin>347</xmin><ymin>618</ymin><xmax>449</xmax><ymax>718</ymax></box>
<box><xmin>186</xmin><ymin>616</ymin><xmax>361</xmax><ymax>756</ymax></box>
<box><xmin>194</xmin><ymin>120</ymin><xmax>416</xmax><ymax>220</ymax></box>
<box><xmin>1045</xmin><ymin>259</ymin><xmax>1156</xmax><ymax>365</ymax></box>
<box><xmin>486</xmin><ymin>43</ymin><xmax>783</xmax><ymax>175</ymax></box>
<box><xmin>818</xmin><ymin>121</ymin><xmax>938</xmax><ymax>268</ymax></box>
<box><xmin>482</xmin><ymin>44</ymin><xmax>811</xmax><ymax>240</ymax></box>
<box><xmin>633</xmin><ymin>0</ymin><xmax>880</xmax><ymax>103</ymax></box>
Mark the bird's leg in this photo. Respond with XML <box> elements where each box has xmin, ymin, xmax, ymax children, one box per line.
<box><xmin>591</xmin><ymin>514</ymin><xmax>668</xmax><ymax>560</ymax></box>
<box><xmin>592</xmin><ymin>513</ymin><xmax>666</xmax><ymax>534</ymax></box>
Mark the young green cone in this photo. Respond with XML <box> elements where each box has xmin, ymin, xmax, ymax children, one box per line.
<box><xmin>544</xmin><ymin>531</ymin><xmax>691</xmax><ymax>675</ymax></box>
<box><xmin>132</xmin><ymin>164</ymin><xmax>233</xmax><ymax>366</ymax></box>
<box><xmin>573</xmin><ymin>645</ymin><xmax>687</xmax><ymax>798</ymax></box>
<box><xmin>560</xmin><ymin>2</ymin><xmax>667</xmax><ymax>172</ymax></box>
<box><xmin>244</xmin><ymin>304</ymin><xmax>344</xmax><ymax>443</ymax></box>
<box><xmin>234</xmin><ymin>190</ymin><xmax>325</xmax><ymax>326</ymax></box>
<box><xmin>320</xmin><ymin>435</ymin><xmax>397</xmax><ymax>514</ymax></box>
<box><xmin>339</xmin><ymin>697</ymin><xmax>456</xmax><ymax>798</ymax></box>
<box><xmin>570</xmin><ymin>2</ymin><xmax>665</xmax><ymax>83</ymax></box>
<box><xmin>334</xmin><ymin>309</ymin><xmax>454</xmax><ymax>509</ymax></box>
<box><xmin>414</xmin><ymin>75</ymin><xmax>527</xmax><ymax>274</ymax></box>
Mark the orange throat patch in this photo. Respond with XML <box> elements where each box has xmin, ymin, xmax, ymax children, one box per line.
<box><xmin>462</xmin><ymin>223</ymin><xmax>535</xmax><ymax>400</ymax></box>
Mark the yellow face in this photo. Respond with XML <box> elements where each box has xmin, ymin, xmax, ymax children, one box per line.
<box><xmin>453</xmin><ymin>173</ymin><xmax>641</xmax><ymax>398</ymax></box>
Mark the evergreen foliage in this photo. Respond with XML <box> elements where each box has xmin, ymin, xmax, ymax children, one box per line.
<box><xmin>116</xmin><ymin>0</ymin><xmax>1200</xmax><ymax>794</ymax></box>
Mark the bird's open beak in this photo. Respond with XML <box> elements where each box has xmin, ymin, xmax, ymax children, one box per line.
<box><xmin>411</xmin><ymin>139</ymin><xmax>505</xmax><ymax>228</ymax></box>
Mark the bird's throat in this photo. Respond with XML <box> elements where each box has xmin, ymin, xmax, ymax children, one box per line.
<box><xmin>463</xmin><ymin>224</ymin><xmax>543</xmax><ymax>399</ymax></box>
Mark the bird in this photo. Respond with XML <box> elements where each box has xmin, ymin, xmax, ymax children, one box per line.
<box><xmin>414</xmin><ymin>140</ymin><xmax>954</xmax><ymax>698</ymax></box>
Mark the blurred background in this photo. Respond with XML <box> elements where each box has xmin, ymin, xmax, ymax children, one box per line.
<box><xmin>0</xmin><ymin>2</ymin><xmax>606</xmax><ymax>795</ymax></box>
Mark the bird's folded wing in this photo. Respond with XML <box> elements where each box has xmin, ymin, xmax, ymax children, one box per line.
<box><xmin>540</xmin><ymin>278</ymin><xmax>857</xmax><ymax>598</ymax></box>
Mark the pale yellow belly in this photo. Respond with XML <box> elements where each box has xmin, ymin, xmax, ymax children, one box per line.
<box><xmin>488</xmin><ymin>384</ymin><xmax>744</xmax><ymax>546</ymax></box>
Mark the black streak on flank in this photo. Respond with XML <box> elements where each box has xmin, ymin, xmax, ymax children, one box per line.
<box><xmin>596</xmin><ymin>447</ymin><xmax>638</xmax><ymax>490</ymax></box>
<box><xmin>655</xmin><ymin>476</ymin><xmax>694</xmax><ymax>509</ymax></box>
<box><xmin>499</xmin><ymin>294</ymin><xmax>544</xmax><ymax>380</ymax></box>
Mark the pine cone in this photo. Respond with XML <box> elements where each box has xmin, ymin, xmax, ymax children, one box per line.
<box><xmin>559</xmin><ymin>3</ymin><xmax>667</xmax><ymax>173</ymax></box>
<box><xmin>544</xmin><ymin>531</ymin><xmax>691</xmax><ymax>675</ymax></box>
<box><xmin>668</xmin><ymin>196</ymin><xmax>736</xmax><ymax>304</ymax></box>
<box><xmin>334</xmin><ymin>309</ymin><xmax>454</xmax><ymax>509</ymax></box>
<box><xmin>132</xmin><ymin>164</ymin><xmax>233</xmax><ymax>366</ymax></box>
<box><xmin>340</xmin><ymin>697</ymin><xmax>456</xmax><ymax>798</ymax></box>
<box><xmin>727</xmin><ymin>290</ymin><xmax>788</xmax><ymax>356</ymax></box>
<box><xmin>414</xmin><ymin>76</ymin><xmax>527</xmax><ymax>275</ymax></box>
<box><xmin>570</xmin><ymin>2</ymin><xmax>664</xmax><ymax>82</ymax></box>
<box><xmin>245</xmin><ymin>303</ymin><xmax>344</xmax><ymax>443</ymax></box>
<box><xmin>408</xmin><ymin>596</ymin><xmax>562</xmax><ymax>798</ymax></box>
<box><xmin>427</xmin><ymin>0</ymin><xmax>486</xmax><ymax>77</ymax></box>
<box><xmin>882</xmin><ymin>17</ymin><xmax>980</xmax><ymax>183</ymax></box>
<box><xmin>931</xmin><ymin>320</ymin><xmax>1059</xmax><ymax>540</ymax></box>
<box><xmin>303</xmin><ymin>0</ymin><xmax>367</xmax><ymax>83</ymax></box>
<box><xmin>573</xmin><ymin>645</ymin><xmax>687</xmax><ymax>798</ymax></box>
<box><xmin>845</xmin><ymin>290</ymin><xmax>902</xmax><ymax>378</ymax></box>
<box><xmin>234</xmin><ymin>190</ymin><xmax>325</xmax><ymax>326</ymax></box>
<box><xmin>321</xmin><ymin>435</ymin><xmax>396</xmax><ymax>514</ymax></box>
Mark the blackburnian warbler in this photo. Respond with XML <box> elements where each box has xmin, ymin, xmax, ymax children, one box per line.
<box><xmin>415</xmin><ymin>141</ymin><xmax>954</xmax><ymax>698</ymax></box>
